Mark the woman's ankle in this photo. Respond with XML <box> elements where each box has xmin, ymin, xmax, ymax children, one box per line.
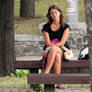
<box><xmin>44</xmin><ymin>68</ymin><xmax>50</xmax><ymax>74</ymax></box>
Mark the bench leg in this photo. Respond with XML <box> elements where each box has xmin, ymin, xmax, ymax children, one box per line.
<box><xmin>30</xmin><ymin>68</ymin><xmax>38</xmax><ymax>73</ymax></box>
<box><xmin>29</xmin><ymin>68</ymin><xmax>39</xmax><ymax>89</ymax></box>
<box><xmin>44</xmin><ymin>85</ymin><xmax>55</xmax><ymax>92</ymax></box>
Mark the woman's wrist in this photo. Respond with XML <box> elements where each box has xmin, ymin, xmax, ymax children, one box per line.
<box><xmin>47</xmin><ymin>43</ymin><xmax>52</xmax><ymax>47</ymax></box>
<box><xmin>46</xmin><ymin>48</ymin><xmax>50</xmax><ymax>52</ymax></box>
<box><xmin>46</xmin><ymin>42</ymin><xmax>52</xmax><ymax>47</ymax></box>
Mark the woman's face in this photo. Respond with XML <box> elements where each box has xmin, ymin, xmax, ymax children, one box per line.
<box><xmin>50</xmin><ymin>9</ymin><xmax>60</xmax><ymax>21</ymax></box>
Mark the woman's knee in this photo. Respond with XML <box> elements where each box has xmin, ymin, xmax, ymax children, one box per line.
<box><xmin>56</xmin><ymin>53</ymin><xmax>61</xmax><ymax>58</ymax></box>
<box><xmin>55</xmin><ymin>53</ymin><xmax>61</xmax><ymax>63</ymax></box>
<box><xmin>53</xmin><ymin>53</ymin><xmax>62</xmax><ymax>66</ymax></box>
<box><xmin>55</xmin><ymin>53</ymin><xmax>64</xmax><ymax>62</ymax></box>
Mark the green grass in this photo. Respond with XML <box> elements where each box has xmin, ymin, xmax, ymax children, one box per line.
<box><xmin>67</xmin><ymin>84</ymin><xmax>90</xmax><ymax>88</ymax></box>
<box><xmin>78</xmin><ymin>0</ymin><xmax>86</xmax><ymax>22</ymax></box>
<box><xmin>14</xmin><ymin>0</ymin><xmax>20</xmax><ymax>17</ymax></box>
<box><xmin>14</xmin><ymin>17</ymin><xmax>46</xmax><ymax>34</ymax></box>
<box><xmin>35</xmin><ymin>0</ymin><xmax>67</xmax><ymax>17</ymax></box>
<box><xmin>14</xmin><ymin>0</ymin><xmax>85</xmax><ymax>34</ymax></box>
<box><xmin>0</xmin><ymin>76</ymin><xmax>30</xmax><ymax>88</ymax></box>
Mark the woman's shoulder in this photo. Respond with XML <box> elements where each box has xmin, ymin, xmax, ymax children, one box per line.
<box><xmin>64</xmin><ymin>23</ymin><xmax>70</xmax><ymax>27</ymax></box>
<box><xmin>63</xmin><ymin>23</ymin><xmax>71</xmax><ymax>30</ymax></box>
<box><xmin>43</xmin><ymin>22</ymin><xmax>50</xmax><ymax>27</ymax></box>
<box><xmin>42</xmin><ymin>22</ymin><xmax>50</xmax><ymax>32</ymax></box>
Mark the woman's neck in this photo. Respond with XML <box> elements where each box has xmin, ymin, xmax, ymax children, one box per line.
<box><xmin>53</xmin><ymin>20</ymin><xmax>60</xmax><ymax>25</ymax></box>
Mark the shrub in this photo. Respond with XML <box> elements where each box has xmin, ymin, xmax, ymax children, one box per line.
<box><xmin>11</xmin><ymin>69</ymin><xmax>29</xmax><ymax>77</ymax></box>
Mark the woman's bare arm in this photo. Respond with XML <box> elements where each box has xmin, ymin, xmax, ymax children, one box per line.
<box><xmin>55</xmin><ymin>28</ymin><xmax>70</xmax><ymax>47</ymax></box>
<box><xmin>43</xmin><ymin>31</ymin><xmax>51</xmax><ymax>47</ymax></box>
<box><xmin>43</xmin><ymin>31</ymin><xmax>52</xmax><ymax>56</ymax></box>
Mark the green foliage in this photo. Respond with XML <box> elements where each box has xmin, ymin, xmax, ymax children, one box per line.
<box><xmin>32</xmin><ymin>85</ymin><xmax>42</xmax><ymax>92</ymax></box>
<box><xmin>11</xmin><ymin>69</ymin><xmax>29</xmax><ymax>77</ymax></box>
<box><xmin>10</xmin><ymin>69</ymin><xmax>43</xmax><ymax>91</ymax></box>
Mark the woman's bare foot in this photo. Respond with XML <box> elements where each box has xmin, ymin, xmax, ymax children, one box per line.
<box><xmin>44</xmin><ymin>72</ymin><xmax>49</xmax><ymax>74</ymax></box>
<box><xmin>44</xmin><ymin>70</ymin><xmax>49</xmax><ymax>74</ymax></box>
<box><xmin>57</xmin><ymin>84</ymin><xmax>66</xmax><ymax>89</ymax></box>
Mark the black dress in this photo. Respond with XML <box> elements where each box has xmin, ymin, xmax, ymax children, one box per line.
<box><xmin>42</xmin><ymin>22</ymin><xmax>71</xmax><ymax>50</ymax></box>
<box><xmin>41</xmin><ymin>23</ymin><xmax>71</xmax><ymax>67</ymax></box>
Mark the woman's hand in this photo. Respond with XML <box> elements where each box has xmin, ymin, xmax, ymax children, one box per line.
<box><xmin>62</xmin><ymin>46</ymin><xmax>70</xmax><ymax>55</ymax></box>
<box><xmin>43</xmin><ymin>47</ymin><xmax>50</xmax><ymax>56</ymax></box>
<box><xmin>66</xmin><ymin>50</ymin><xmax>70</xmax><ymax>55</ymax></box>
<box><xmin>43</xmin><ymin>50</ymin><xmax>48</xmax><ymax>57</ymax></box>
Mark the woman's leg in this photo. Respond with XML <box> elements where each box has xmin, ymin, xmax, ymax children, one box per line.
<box><xmin>53</xmin><ymin>53</ymin><xmax>65</xmax><ymax>88</ymax></box>
<box><xmin>44</xmin><ymin>46</ymin><xmax>62</xmax><ymax>74</ymax></box>
<box><xmin>53</xmin><ymin>53</ymin><xmax>62</xmax><ymax>73</ymax></box>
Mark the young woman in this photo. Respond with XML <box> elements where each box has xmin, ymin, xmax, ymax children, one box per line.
<box><xmin>42</xmin><ymin>5</ymin><xmax>71</xmax><ymax>88</ymax></box>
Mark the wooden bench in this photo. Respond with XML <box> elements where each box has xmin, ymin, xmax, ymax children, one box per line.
<box><xmin>14</xmin><ymin>60</ymin><xmax>89</xmax><ymax>69</ymax></box>
<box><xmin>14</xmin><ymin>60</ymin><xmax>90</xmax><ymax>92</ymax></box>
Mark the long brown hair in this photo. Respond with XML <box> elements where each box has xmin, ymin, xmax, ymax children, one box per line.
<box><xmin>47</xmin><ymin>5</ymin><xmax>64</xmax><ymax>28</ymax></box>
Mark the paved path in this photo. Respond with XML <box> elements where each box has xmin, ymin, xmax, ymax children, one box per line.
<box><xmin>0</xmin><ymin>88</ymin><xmax>90</xmax><ymax>92</ymax></box>
<box><xmin>55</xmin><ymin>88</ymin><xmax>90</xmax><ymax>92</ymax></box>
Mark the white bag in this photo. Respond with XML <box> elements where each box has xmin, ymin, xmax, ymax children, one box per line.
<box><xmin>64</xmin><ymin>50</ymin><xmax>73</xmax><ymax>60</ymax></box>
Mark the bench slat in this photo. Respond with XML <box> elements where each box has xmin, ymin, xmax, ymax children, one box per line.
<box><xmin>14</xmin><ymin>60</ymin><xmax>89</xmax><ymax>69</ymax></box>
<box><xmin>28</xmin><ymin>73</ymin><xmax>90</xmax><ymax>84</ymax></box>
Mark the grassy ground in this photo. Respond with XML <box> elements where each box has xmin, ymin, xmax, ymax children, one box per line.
<box><xmin>14</xmin><ymin>0</ymin><xmax>85</xmax><ymax>34</ymax></box>
<box><xmin>0</xmin><ymin>76</ymin><xmax>30</xmax><ymax>88</ymax></box>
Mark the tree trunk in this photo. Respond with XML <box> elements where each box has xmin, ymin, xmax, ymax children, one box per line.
<box><xmin>20</xmin><ymin>0</ymin><xmax>35</xmax><ymax>18</ymax></box>
<box><xmin>0</xmin><ymin>0</ymin><xmax>15</xmax><ymax>76</ymax></box>
<box><xmin>84</xmin><ymin>0</ymin><xmax>92</xmax><ymax>91</ymax></box>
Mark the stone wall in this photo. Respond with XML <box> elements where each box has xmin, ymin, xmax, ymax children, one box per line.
<box><xmin>15</xmin><ymin>23</ymin><xmax>88</xmax><ymax>59</ymax></box>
